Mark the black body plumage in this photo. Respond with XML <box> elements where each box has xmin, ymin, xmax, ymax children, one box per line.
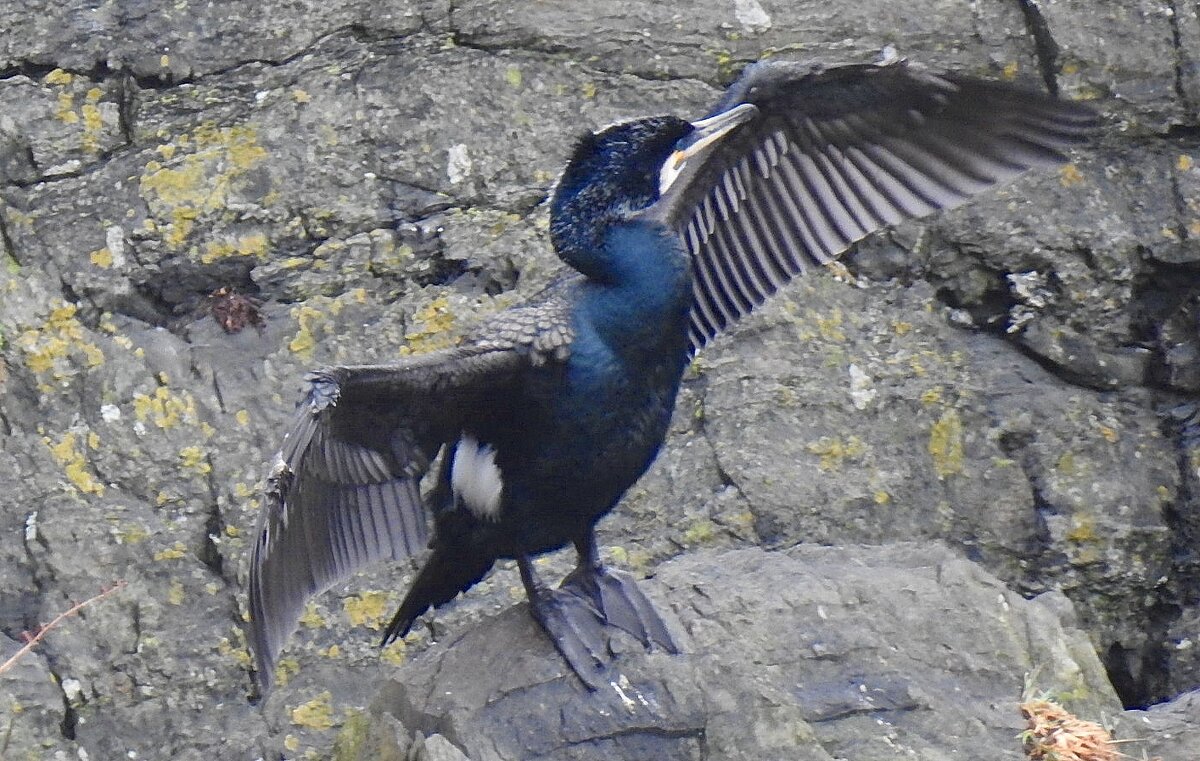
<box><xmin>248</xmin><ymin>58</ymin><xmax>1098</xmax><ymax>690</ymax></box>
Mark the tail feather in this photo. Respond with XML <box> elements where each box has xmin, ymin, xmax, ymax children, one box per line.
<box><xmin>382</xmin><ymin>546</ymin><xmax>495</xmax><ymax>645</ymax></box>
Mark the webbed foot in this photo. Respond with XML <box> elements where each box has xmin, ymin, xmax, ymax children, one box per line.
<box><xmin>518</xmin><ymin>556</ymin><xmax>613</xmax><ymax>689</ymax></box>
<box><xmin>516</xmin><ymin>532</ymin><xmax>680</xmax><ymax>690</ymax></box>
<box><xmin>560</xmin><ymin>562</ymin><xmax>678</xmax><ymax>654</ymax></box>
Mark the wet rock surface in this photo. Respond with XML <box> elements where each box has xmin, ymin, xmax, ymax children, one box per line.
<box><xmin>0</xmin><ymin>1</ymin><xmax>1198</xmax><ymax>759</ymax></box>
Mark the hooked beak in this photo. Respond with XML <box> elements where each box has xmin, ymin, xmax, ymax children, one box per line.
<box><xmin>659</xmin><ymin>103</ymin><xmax>759</xmax><ymax>195</ymax></box>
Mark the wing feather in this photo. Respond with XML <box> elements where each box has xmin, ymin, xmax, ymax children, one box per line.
<box><xmin>249</xmin><ymin>295</ymin><xmax>575</xmax><ymax>689</ymax></box>
<box><xmin>652</xmin><ymin>59</ymin><xmax>1098</xmax><ymax>354</ymax></box>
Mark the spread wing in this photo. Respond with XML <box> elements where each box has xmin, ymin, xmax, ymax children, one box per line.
<box><xmin>248</xmin><ymin>295</ymin><xmax>574</xmax><ymax>689</ymax></box>
<box><xmin>655</xmin><ymin>59</ymin><xmax>1099</xmax><ymax>353</ymax></box>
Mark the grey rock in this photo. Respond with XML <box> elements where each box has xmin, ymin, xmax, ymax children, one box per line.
<box><xmin>1117</xmin><ymin>688</ymin><xmax>1200</xmax><ymax>759</ymax></box>
<box><xmin>0</xmin><ymin>0</ymin><xmax>1198</xmax><ymax>758</ymax></box>
<box><xmin>353</xmin><ymin>546</ymin><xmax>1120</xmax><ymax>761</ymax></box>
<box><xmin>0</xmin><ymin>1</ymin><xmax>435</xmax><ymax>80</ymax></box>
<box><xmin>1039</xmin><ymin>0</ymin><xmax>1195</xmax><ymax>128</ymax></box>
<box><xmin>0</xmin><ymin>637</ymin><xmax>74</xmax><ymax>759</ymax></box>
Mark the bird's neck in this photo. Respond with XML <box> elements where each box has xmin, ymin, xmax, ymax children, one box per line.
<box><xmin>575</xmin><ymin>217</ymin><xmax>692</xmax><ymax>359</ymax></box>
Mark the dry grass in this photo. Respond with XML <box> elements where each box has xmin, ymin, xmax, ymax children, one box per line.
<box><xmin>1020</xmin><ymin>697</ymin><xmax>1119</xmax><ymax>761</ymax></box>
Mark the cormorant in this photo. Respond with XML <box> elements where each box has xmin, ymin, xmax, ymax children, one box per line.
<box><xmin>248</xmin><ymin>58</ymin><xmax>1097</xmax><ymax>690</ymax></box>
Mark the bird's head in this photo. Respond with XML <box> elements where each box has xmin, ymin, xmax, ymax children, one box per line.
<box><xmin>551</xmin><ymin>116</ymin><xmax>693</xmax><ymax>233</ymax></box>
<box><xmin>549</xmin><ymin>107</ymin><xmax>755</xmax><ymax>275</ymax></box>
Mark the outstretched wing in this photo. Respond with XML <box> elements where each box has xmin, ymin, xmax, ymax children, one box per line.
<box><xmin>248</xmin><ymin>296</ymin><xmax>574</xmax><ymax>689</ymax></box>
<box><xmin>655</xmin><ymin>59</ymin><xmax>1099</xmax><ymax>353</ymax></box>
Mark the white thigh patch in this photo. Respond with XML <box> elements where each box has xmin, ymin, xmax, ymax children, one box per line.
<box><xmin>451</xmin><ymin>435</ymin><xmax>504</xmax><ymax>520</ymax></box>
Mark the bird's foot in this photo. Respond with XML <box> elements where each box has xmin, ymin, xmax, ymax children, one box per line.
<box><xmin>525</xmin><ymin>583</ymin><xmax>613</xmax><ymax>690</ymax></box>
<box><xmin>560</xmin><ymin>563</ymin><xmax>679</xmax><ymax>655</ymax></box>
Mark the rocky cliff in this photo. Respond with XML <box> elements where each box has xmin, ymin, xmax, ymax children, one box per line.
<box><xmin>1</xmin><ymin>1</ymin><xmax>1198</xmax><ymax>759</ymax></box>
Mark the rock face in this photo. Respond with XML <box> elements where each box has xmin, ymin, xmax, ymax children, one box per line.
<box><xmin>359</xmin><ymin>545</ymin><xmax>1124</xmax><ymax>761</ymax></box>
<box><xmin>0</xmin><ymin>1</ymin><xmax>1198</xmax><ymax>759</ymax></box>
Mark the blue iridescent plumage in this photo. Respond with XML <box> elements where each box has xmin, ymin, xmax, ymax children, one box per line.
<box><xmin>248</xmin><ymin>58</ymin><xmax>1098</xmax><ymax>690</ymax></box>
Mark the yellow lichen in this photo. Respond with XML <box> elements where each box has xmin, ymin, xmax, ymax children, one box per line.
<box><xmin>1002</xmin><ymin>61</ymin><xmax>1019</xmax><ymax>81</ymax></box>
<box><xmin>1178</xmin><ymin>154</ymin><xmax>1194</xmax><ymax>172</ymax></box>
<box><xmin>132</xmin><ymin>386</ymin><xmax>198</xmax><ymax>429</ymax></box>
<box><xmin>44</xmin><ymin>431</ymin><xmax>105</xmax><ymax>495</ymax></box>
<box><xmin>683</xmin><ymin>518</ymin><xmax>717</xmax><ymax>545</ymax></box>
<box><xmin>274</xmin><ymin>657</ymin><xmax>301</xmax><ymax>687</ymax></box>
<box><xmin>343</xmin><ymin>591</ymin><xmax>390</xmax><ymax>630</ymax></box>
<box><xmin>179</xmin><ymin>446</ymin><xmax>212</xmax><ymax>475</ymax></box>
<box><xmin>218</xmin><ymin>636</ymin><xmax>253</xmax><ymax>667</ymax></box>
<box><xmin>1066</xmin><ymin>516</ymin><xmax>1099</xmax><ymax>543</ymax></box>
<box><xmin>153</xmin><ymin>541</ymin><xmax>188</xmax><ymax>561</ymax></box>
<box><xmin>299</xmin><ymin>602</ymin><xmax>327</xmax><ymax>629</ymax></box>
<box><xmin>234</xmin><ymin>409</ymin><xmax>251</xmax><ymax>426</ymax></box>
<box><xmin>381</xmin><ymin>640</ymin><xmax>407</xmax><ymax>666</ymax></box>
<box><xmin>217</xmin><ymin>628</ymin><xmax>252</xmax><ymax>662</ymax></box>
<box><xmin>1059</xmin><ymin>164</ymin><xmax>1085</xmax><ymax>187</ymax></box>
<box><xmin>812</xmin><ymin>308</ymin><xmax>846</xmax><ymax>342</ymax></box>
<box><xmin>320</xmin><ymin>644</ymin><xmax>341</xmax><ymax>659</ymax></box>
<box><xmin>873</xmin><ymin>490</ymin><xmax>891</xmax><ymax>505</ymax></box>
<box><xmin>290</xmin><ymin>692</ymin><xmax>336</xmax><ymax>730</ymax></box>
<box><xmin>55</xmin><ymin>91</ymin><xmax>78</xmax><ymax>124</ymax></box>
<box><xmin>288</xmin><ymin>304</ymin><xmax>324</xmax><ymax>360</ymax></box>
<box><xmin>44</xmin><ymin>68</ymin><xmax>73</xmax><ymax>86</ymax></box>
<box><xmin>199</xmin><ymin>232</ymin><xmax>269</xmax><ymax>264</ymax></box>
<box><xmin>16</xmin><ymin>301</ymin><xmax>105</xmax><ymax>383</ymax></box>
<box><xmin>138</xmin><ymin>123</ymin><xmax>268</xmax><ymax>254</ymax></box>
<box><xmin>806</xmin><ymin>436</ymin><xmax>867</xmax><ymax>471</ymax></box>
<box><xmin>81</xmin><ymin>101</ymin><xmax>104</xmax><ymax>153</ymax></box>
<box><xmin>1056</xmin><ymin>452</ymin><xmax>1078</xmax><ymax>476</ymax></box>
<box><xmin>90</xmin><ymin>247</ymin><xmax>113</xmax><ymax>268</ymax></box>
<box><xmin>166</xmin><ymin>580</ymin><xmax>185</xmax><ymax>605</ymax></box>
<box><xmin>928</xmin><ymin>408</ymin><xmax>965</xmax><ymax>478</ymax></box>
<box><xmin>399</xmin><ymin>294</ymin><xmax>457</xmax><ymax>355</ymax></box>
<box><xmin>114</xmin><ymin>523</ymin><xmax>150</xmax><ymax>544</ymax></box>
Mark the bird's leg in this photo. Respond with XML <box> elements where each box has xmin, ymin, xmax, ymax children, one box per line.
<box><xmin>560</xmin><ymin>530</ymin><xmax>679</xmax><ymax>654</ymax></box>
<box><xmin>516</xmin><ymin>554</ymin><xmax>611</xmax><ymax>690</ymax></box>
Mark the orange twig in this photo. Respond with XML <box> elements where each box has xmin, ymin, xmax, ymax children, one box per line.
<box><xmin>0</xmin><ymin>580</ymin><xmax>126</xmax><ymax>676</ymax></box>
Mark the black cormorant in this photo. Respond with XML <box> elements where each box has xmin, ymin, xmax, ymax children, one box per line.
<box><xmin>248</xmin><ymin>58</ymin><xmax>1097</xmax><ymax>690</ymax></box>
